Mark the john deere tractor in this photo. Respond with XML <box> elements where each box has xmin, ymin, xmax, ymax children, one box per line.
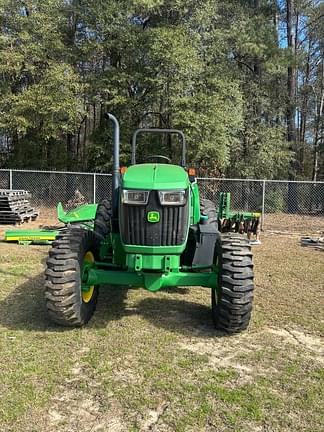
<box><xmin>44</xmin><ymin>114</ymin><xmax>254</xmax><ymax>333</ymax></box>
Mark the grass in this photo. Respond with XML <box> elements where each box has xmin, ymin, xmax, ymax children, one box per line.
<box><xmin>0</xmin><ymin>232</ymin><xmax>323</xmax><ymax>431</ymax></box>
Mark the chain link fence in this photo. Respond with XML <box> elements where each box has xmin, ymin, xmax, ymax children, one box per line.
<box><xmin>0</xmin><ymin>169</ymin><xmax>10</xmax><ymax>190</ymax></box>
<box><xmin>0</xmin><ymin>169</ymin><xmax>323</xmax><ymax>232</ymax></box>
<box><xmin>198</xmin><ymin>178</ymin><xmax>264</xmax><ymax>212</ymax></box>
<box><xmin>198</xmin><ymin>178</ymin><xmax>324</xmax><ymax>233</ymax></box>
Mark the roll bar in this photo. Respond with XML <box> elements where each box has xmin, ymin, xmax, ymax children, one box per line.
<box><xmin>131</xmin><ymin>128</ymin><xmax>186</xmax><ymax>167</ymax></box>
<box><xmin>105</xmin><ymin>114</ymin><xmax>187</xmax><ymax>218</ymax></box>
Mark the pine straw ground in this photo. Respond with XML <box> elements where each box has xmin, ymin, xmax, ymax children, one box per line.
<box><xmin>0</xmin><ymin>215</ymin><xmax>323</xmax><ymax>431</ymax></box>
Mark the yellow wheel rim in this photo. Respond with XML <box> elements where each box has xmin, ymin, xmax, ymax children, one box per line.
<box><xmin>82</xmin><ymin>251</ymin><xmax>95</xmax><ymax>303</ymax></box>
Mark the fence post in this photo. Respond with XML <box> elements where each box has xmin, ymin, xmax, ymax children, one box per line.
<box><xmin>9</xmin><ymin>169</ymin><xmax>13</xmax><ymax>190</ymax></box>
<box><xmin>261</xmin><ymin>180</ymin><xmax>266</xmax><ymax>230</ymax></box>
<box><xmin>93</xmin><ymin>173</ymin><xmax>96</xmax><ymax>203</ymax></box>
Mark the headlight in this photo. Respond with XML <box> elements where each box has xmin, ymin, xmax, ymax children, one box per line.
<box><xmin>158</xmin><ymin>190</ymin><xmax>186</xmax><ymax>206</ymax></box>
<box><xmin>122</xmin><ymin>189</ymin><xmax>149</xmax><ymax>205</ymax></box>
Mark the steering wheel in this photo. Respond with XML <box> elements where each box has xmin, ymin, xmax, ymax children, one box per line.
<box><xmin>146</xmin><ymin>155</ymin><xmax>172</xmax><ymax>163</ymax></box>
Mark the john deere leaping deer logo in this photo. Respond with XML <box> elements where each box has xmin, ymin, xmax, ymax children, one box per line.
<box><xmin>147</xmin><ymin>211</ymin><xmax>160</xmax><ymax>223</ymax></box>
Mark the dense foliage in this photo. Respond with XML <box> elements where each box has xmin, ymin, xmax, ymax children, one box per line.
<box><xmin>0</xmin><ymin>0</ymin><xmax>323</xmax><ymax>179</ymax></box>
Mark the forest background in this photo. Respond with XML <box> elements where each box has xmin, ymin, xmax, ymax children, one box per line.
<box><xmin>0</xmin><ymin>0</ymin><xmax>323</xmax><ymax>180</ymax></box>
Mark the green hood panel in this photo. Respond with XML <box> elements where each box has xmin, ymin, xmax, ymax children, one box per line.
<box><xmin>122</xmin><ymin>164</ymin><xmax>189</xmax><ymax>190</ymax></box>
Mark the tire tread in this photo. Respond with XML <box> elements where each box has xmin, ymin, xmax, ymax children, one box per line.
<box><xmin>213</xmin><ymin>233</ymin><xmax>254</xmax><ymax>334</ymax></box>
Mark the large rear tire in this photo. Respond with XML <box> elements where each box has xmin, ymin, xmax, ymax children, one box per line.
<box><xmin>212</xmin><ymin>233</ymin><xmax>254</xmax><ymax>334</ymax></box>
<box><xmin>94</xmin><ymin>199</ymin><xmax>112</xmax><ymax>239</ymax></box>
<box><xmin>200</xmin><ymin>199</ymin><xmax>218</xmax><ymax>227</ymax></box>
<box><xmin>45</xmin><ymin>228</ymin><xmax>100</xmax><ymax>327</ymax></box>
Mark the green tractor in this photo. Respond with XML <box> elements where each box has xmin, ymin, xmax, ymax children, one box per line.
<box><xmin>44</xmin><ymin>114</ymin><xmax>254</xmax><ymax>333</ymax></box>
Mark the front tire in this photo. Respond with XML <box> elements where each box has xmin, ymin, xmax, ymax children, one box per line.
<box><xmin>45</xmin><ymin>228</ymin><xmax>100</xmax><ymax>326</ymax></box>
<box><xmin>212</xmin><ymin>233</ymin><xmax>254</xmax><ymax>333</ymax></box>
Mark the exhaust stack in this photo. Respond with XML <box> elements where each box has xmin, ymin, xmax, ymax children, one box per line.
<box><xmin>105</xmin><ymin>113</ymin><xmax>120</xmax><ymax>218</ymax></box>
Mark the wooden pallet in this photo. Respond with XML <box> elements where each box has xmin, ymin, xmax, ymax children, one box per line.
<box><xmin>0</xmin><ymin>201</ymin><xmax>30</xmax><ymax>210</ymax></box>
<box><xmin>0</xmin><ymin>189</ymin><xmax>38</xmax><ymax>225</ymax></box>
<box><xmin>0</xmin><ymin>190</ymin><xmax>30</xmax><ymax>198</ymax></box>
<box><xmin>0</xmin><ymin>213</ymin><xmax>39</xmax><ymax>225</ymax></box>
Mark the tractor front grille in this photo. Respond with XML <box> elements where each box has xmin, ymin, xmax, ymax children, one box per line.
<box><xmin>120</xmin><ymin>191</ymin><xmax>189</xmax><ymax>246</ymax></box>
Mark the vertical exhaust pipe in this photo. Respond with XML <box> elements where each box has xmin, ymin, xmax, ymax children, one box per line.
<box><xmin>105</xmin><ymin>113</ymin><xmax>120</xmax><ymax>218</ymax></box>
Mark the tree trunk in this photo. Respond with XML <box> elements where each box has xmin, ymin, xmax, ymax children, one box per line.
<box><xmin>66</xmin><ymin>134</ymin><xmax>74</xmax><ymax>170</ymax></box>
<box><xmin>299</xmin><ymin>38</ymin><xmax>311</xmax><ymax>172</ymax></box>
<box><xmin>286</xmin><ymin>0</ymin><xmax>297</xmax><ymax>162</ymax></box>
<box><xmin>312</xmin><ymin>55</ymin><xmax>324</xmax><ymax>182</ymax></box>
<box><xmin>286</xmin><ymin>0</ymin><xmax>298</xmax><ymax>212</ymax></box>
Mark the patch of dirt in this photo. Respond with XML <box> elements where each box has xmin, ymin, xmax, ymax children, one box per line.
<box><xmin>179</xmin><ymin>332</ymin><xmax>263</xmax><ymax>385</ymax></box>
<box><xmin>46</xmin><ymin>378</ymin><xmax>170</xmax><ymax>432</ymax></box>
<box><xmin>47</xmin><ymin>391</ymin><xmax>125</xmax><ymax>432</ymax></box>
<box><xmin>24</xmin><ymin>354</ymin><xmax>128</xmax><ymax>432</ymax></box>
<box><xmin>267</xmin><ymin>327</ymin><xmax>324</xmax><ymax>364</ymax></box>
<box><xmin>179</xmin><ymin>326</ymin><xmax>324</xmax><ymax>385</ymax></box>
<box><xmin>264</xmin><ymin>213</ymin><xmax>324</xmax><ymax>234</ymax></box>
<box><xmin>139</xmin><ymin>401</ymin><xmax>169</xmax><ymax>432</ymax></box>
<box><xmin>51</xmin><ymin>367</ymin><xmax>125</xmax><ymax>431</ymax></box>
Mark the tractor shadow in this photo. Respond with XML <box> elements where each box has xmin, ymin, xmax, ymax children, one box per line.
<box><xmin>98</xmin><ymin>285</ymin><xmax>223</xmax><ymax>338</ymax></box>
<box><xmin>0</xmin><ymin>272</ymin><xmax>129</xmax><ymax>332</ymax></box>
<box><xmin>133</xmin><ymin>296</ymin><xmax>223</xmax><ymax>338</ymax></box>
<box><xmin>0</xmin><ymin>272</ymin><xmax>52</xmax><ymax>332</ymax></box>
<box><xmin>0</xmin><ymin>274</ymin><xmax>223</xmax><ymax>338</ymax></box>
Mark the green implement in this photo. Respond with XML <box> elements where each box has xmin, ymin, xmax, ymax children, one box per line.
<box><xmin>57</xmin><ymin>202</ymin><xmax>97</xmax><ymax>225</ymax></box>
<box><xmin>4</xmin><ymin>229</ymin><xmax>59</xmax><ymax>245</ymax></box>
<box><xmin>218</xmin><ymin>192</ymin><xmax>261</xmax><ymax>235</ymax></box>
<box><xmin>4</xmin><ymin>202</ymin><xmax>98</xmax><ymax>245</ymax></box>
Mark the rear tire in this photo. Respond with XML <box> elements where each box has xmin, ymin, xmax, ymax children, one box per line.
<box><xmin>45</xmin><ymin>228</ymin><xmax>100</xmax><ymax>327</ymax></box>
<box><xmin>94</xmin><ymin>199</ymin><xmax>112</xmax><ymax>239</ymax></box>
<box><xmin>212</xmin><ymin>233</ymin><xmax>254</xmax><ymax>334</ymax></box>
<box><xmin>200</xmin><ymin>199</ymin><xmax>218</xmax><ymax>227</ymax></box>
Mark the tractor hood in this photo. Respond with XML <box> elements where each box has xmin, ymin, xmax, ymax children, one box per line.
<box><xmin>122</xmin><ymin>164</ymin><xmax>189</xmax><ymax>190</ymax></box>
